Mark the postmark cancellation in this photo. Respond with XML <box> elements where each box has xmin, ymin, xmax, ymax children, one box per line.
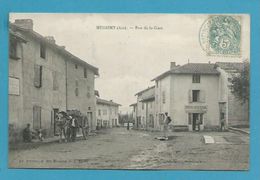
<box><xmin>199</xmin><ymin>15</ymin><xmax>241</xmax><ymax>57</ymax></box>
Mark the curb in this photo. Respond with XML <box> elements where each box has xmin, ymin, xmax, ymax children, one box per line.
<box><xmin>229</xmin><ymin>127</ymin><xmax>250</xmax><ymax>135</ymax></box>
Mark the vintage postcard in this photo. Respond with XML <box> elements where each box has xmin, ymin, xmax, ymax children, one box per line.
<box><xmin>8</xmin><ymin>13</ymin><xmax>250</xmax><ymax>170</ymax></box>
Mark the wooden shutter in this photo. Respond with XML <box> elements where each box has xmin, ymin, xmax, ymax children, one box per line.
<box><xmin>34</xmin><ymin>65</ymin><xmax>42</xmax><ymax>88</ymax></box>
<box><xmin>200</xmin><ymin>90</ymin><xmax>206</xmax><ymax>102</ymax></box>
<box><xmin>52</xmin><ymin>71</ymin><xmax>58</xmax><ymax>90</ymax></box>
<box><xmin>33</xmin><ymin>106</ymin><xmax>41</xmax><ymax>129</ymax></box>
<box><xmin>188</xmin><ymin>113</ymin><xmax>192</xmax><ymax>125</ymax></box>
<box><xmin>188</xmin><ymin>90</ymin><xmax>192</xmax><ymax>103</ymax></box>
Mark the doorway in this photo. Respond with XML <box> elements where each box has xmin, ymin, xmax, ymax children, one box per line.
<box><xmin>192</xmin><ymin>113</ymin><xmax>199</xmax><ymax>131</ymax></box>
<box><xmin>53</xmin><ymin>108</ymin><xmax>59</xmax><ymax>136</ymax></box>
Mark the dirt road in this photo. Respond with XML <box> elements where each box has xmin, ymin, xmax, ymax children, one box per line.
<box><xmin>9</xmin><ymin>128</ymin><xmax>249</xmax><ymax>170</ymax></box>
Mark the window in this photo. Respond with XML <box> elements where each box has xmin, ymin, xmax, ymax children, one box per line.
<box><xmin>40</xmin><ymin>43</ymin><xmax>46</xmax><ymax>59</ymax></box>
<box><xmin>84</xmin><ymin>68</ymin><xmax>87</xmax><ymax>78</ymax></box>
<box><xmin>33</xmin><ymin>105</ymin><xmax>41</xmax><ymax>129</ymax></box>
<box><xmin>75</xmin><ymin>64</ymin><xmax>78</xmax><ymax>69</ymax></box>
<box><xmin>142</xmin><ymin>102</ymin><xmax>144</xmax><ymax>110</ymax></box>
<box><xmin>103</xmin><ymin>109</ymin><xmax>107</xmax><ymax>115</ymax></box>
<box><xmin>34</xmin><ymin>65</ymin><xmax>42</xmax><ymax>88</ymax></box>
<box><xmin>75</xmin><ymin>88</ymin><xmax>79</xmax><ymax>96</ymax></box>
<box><xmin>9</xmin><ymin>39</ymin><xmax>18</xmax><ymax>59</ymax></box>
<box><xmin>75</xmin><ymin>80</ymin><xmax>79</xmax><ymax>96</ymax></box>
<box><xmin>192</xmin><ymin>74</ymin><xmax>200</xmax><ymax>83</ymax></box>
<box><xmin>98</xmin><ymin>109</ymin><xmax>101</xmax><ymax>116</ymax></box>
<box><xmin>162</xmin><ymin>91</ymin><xmax>166</xmax><ymax>104</ymax></box>
<box><xmin>192</xmin><ymin>90</ymin><xmax>200</xmax><ymax>102</ymax></box>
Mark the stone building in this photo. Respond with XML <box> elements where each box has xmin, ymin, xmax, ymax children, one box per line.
<box><xmin>9</xmin><ymin>19</ymin><xmax>99</xmax><ymax>142</ymax></box>
<box><xmin>96</xmin><ymin>98</ymin><xmax>121</xmax><ymax>129</ymax></box>
<box><xmin>216</xmin><ymin>62</ymin><xmax>249</xmax><ymax>127</ymax></box>
<box><xmin>134</xmin><ymin>86</ymin><xmax>155</xmax><ymax>130</ymax></box>
<box><xmin>129</xmin><ymin>103</ymin><xmax>137</xmax><ymax>127</ymax></box>
<box><xmin>131</xmin><ymin>61</ymin><xmax>249</xmax><ymax>132</ymax></box>
<box><xmin>152</xmin><ymin>62</ymin><xmax>221</xmax><ymax>131</ymax></box>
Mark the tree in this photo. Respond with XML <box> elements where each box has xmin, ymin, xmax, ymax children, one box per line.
<box><xmin>228</xmin><ymin>60</ymin><xmax>250</xmax><ymax>104</ymax></box>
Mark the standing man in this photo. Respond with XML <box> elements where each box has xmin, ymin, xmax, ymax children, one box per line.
<box><xmin>163</xmin><ymin>112</ymin><xmax>172</xmax><ymax>139</ymax></box>
<box><xmin>220</xmin><ymin>117</ymin><xmax>225</xmax><ymax>131</ymax></box>
<box><xmin>71</xmin><ymin>116</ymin><xmax>78</xmax><ymax>142</ymax></box>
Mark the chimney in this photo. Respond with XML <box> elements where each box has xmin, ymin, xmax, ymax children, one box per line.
<box><xmin>45</xmin><ymin>36</ymin><xmax>56</xmax><ymax>44</ymax></box>
<box><xmin>14</xmin><ymin>19</ymin><xmax>33</xmax><ymax>30</ymax></box>
<box><xmin>170</xmin><ymin>62</ymin><xmax>176</xmax><ymax>69</ymax></box>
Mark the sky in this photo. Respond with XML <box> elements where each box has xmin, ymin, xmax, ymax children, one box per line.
<box><xmin>9</xmin><ymin>13</ymin><xmax>250</xmax><ymax>113</ymax></box>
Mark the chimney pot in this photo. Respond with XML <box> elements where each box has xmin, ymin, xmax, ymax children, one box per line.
<box><xmin>170</xmin><ymin>62</ymin><xmax>176</xmax><ymax>69</ymax></box>
<box><xmin>14</xmin><ymin>19</ymin><xmax>33</xmax><ymax>30</ymax></box>
<box><xmin>45</xmin><ymin>36</ymin><xmax>56</xmax><ymax>44</ymax></box>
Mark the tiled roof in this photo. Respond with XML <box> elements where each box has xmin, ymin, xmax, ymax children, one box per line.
<box><xmin>129</xmin><ymin>103</ymin><xmax>137</xmax><ymax>107</ymax></box>
<box><xmin>216</xmin><ymin>62</ymin><xmax>244</xmax><ymax>72</ymax></box>
<box><xmin>135</xmin><ymin>86</ymin><xmax>155</xmax><ymax>96</ymax></box>
<box><xmin>10</xmin><ymin>23</ymin><xmax>99</xmax><ymax>75</ymax></box>
<box><xmin>96</xmin><ymin>98</ymin><xmax>121</xmax><ymax>106</ymax></box>
<box><xmin>152</xmin><ymin>63</ymin><xmax>219</xmax><ymax>81</ymax></box>
<box><xmin>140</xmin><ymin>94</ymin><xmax>155</xmax><ymax>102</ymax></box>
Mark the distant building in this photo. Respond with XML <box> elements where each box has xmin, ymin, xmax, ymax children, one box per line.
<box><xmin>134</xmin><ymin>86</ymin><xmax>155</xmax><ymax>130</ymax></box>
<box><xmin>96</xmin><ymin>98</ymin><xmax>121</xmax><ymax>128</ymax></box>
<box><xmin>129</xmin><ymin>103</ymin><xmax>137</xmax><ymax>127</ymax></box>
<box><xmin>9</xmin><ymin>19</ymin><xmax>99</xmax><ymax>142</ymax></box>
<box><xmin>216</xmin><ymin>62</ymin><xmax>249</xmax><ymax>127</ymax></box>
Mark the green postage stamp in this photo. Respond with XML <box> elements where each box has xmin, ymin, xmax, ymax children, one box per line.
<box><xmin>199</xmin><ymin>15</ymin><xmax>241</xmax><ymax>57</ymax></box>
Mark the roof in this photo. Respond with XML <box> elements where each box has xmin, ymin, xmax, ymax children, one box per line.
<box><xmin>10</xmin><ymin>23</ymin><xmax>99</xmax><ymax>76</ymax></box>
<box><xmin>10</xmin><ymin>29</ymin><xmax>27</xmax><ymax>43</ymax></box>
<box><xmin>215</xmin><ymin>62</ymin><xmax>244</xmax><ymax>72</ymax></box>
<box><xmin>135</xmin><ymin>86</ymin><xmax>155</xmax><ymax>96</ymax></box>
<box><xmin>129</xmin><ymin>103</ymin><xmax>137</xmax><ymax>107</ymax></box>
<box><xmin>152</xmin><ymin>63</ymin><xmax>219</xmax><ymax>81</ymax></box>
<box><xmin>139</xmin><ymin>94</ymin><xmax>155</xmax><ymax>102</ymax></box>
<box><xmin>96</xmin><ymin>98</ymin><xmax>121</xmax><ymax>106</ymax></box>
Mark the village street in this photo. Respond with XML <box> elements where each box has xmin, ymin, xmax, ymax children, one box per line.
<box><xmin>9</xmin><ymin>128</ymin><xmax>249</xmax><ymax>170</ymax></box>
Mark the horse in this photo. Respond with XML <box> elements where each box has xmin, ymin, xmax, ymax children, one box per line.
<box><xmin>67</xmin><ymin>110</ymin><xmax>89</xmax><ymax>140</ymax></box>
<box><xmin>56</xmin><ymin>111</ymin><xmax>72</xmax><ymax>142</ymax></box>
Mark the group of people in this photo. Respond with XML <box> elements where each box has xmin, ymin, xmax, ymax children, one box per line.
<box><xmin>22</xmin><ymin>114</ymin><xmax>80</xmax><ymax>143</ymax></box>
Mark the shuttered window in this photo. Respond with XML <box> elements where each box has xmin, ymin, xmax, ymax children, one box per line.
<box><xmin>40</xmin><ymin>43</ymin><xmax>46</xmax><ymax>59</ymax></box>
<box><xmin>192</xmin><ymin>74</ymin><xmax>200</xmax><ymax>83</ymax></box>
<box><xmin>189</xmin><ymin>89</ymin><xmax>206</xmax><ymax>103</ymax></box>
<box><xmin>34</xmin><ymin>65</ymin><xmax>42</xmax><ymax>88</ymax></box>
<box><xmin>33</xmin><ymin>105</ymin><xmax>41</xmax><ymax>129</ymax></box>
<box><xmin>192</xmin><ymin>90</ymin><xmax>200</xmax><ymax>102</ymax></box>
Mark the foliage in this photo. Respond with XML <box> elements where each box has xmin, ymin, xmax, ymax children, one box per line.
<box><xmin>228</xmin><ymin>60</ymin><xmax>250</xmax><ymax>104</ymax></box>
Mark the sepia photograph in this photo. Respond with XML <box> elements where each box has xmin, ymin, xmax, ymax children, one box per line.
<box><xmin>8</xmin><ymin>13</ymin><xmax>250</xmax><ymax>170</ymax></box>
